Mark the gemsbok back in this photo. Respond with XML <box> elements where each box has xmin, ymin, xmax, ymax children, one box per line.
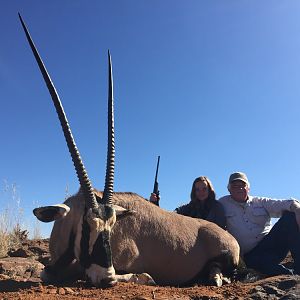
<box><xmin>19</xmin><ymin>14</ymin><xmax>240</xmax><ymax>287</ymax></box>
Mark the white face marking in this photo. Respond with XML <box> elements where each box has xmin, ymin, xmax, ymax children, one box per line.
<box><xmin>86</xmin><ymin>264</ymin><xmax>116</xmax><ymax>286</ymax></box>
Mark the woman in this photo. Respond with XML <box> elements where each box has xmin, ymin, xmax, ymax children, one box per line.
<box><xmin>150</xmin><ymin>176</ymin><xmax>226</xmax><ymax>230</ymax></box>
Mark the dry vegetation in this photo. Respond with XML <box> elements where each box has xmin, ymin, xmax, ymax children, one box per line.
<box><xmin>0</xmin><ymin>180</ymin><xmax>39</xmax><ymax>258</ymax></box>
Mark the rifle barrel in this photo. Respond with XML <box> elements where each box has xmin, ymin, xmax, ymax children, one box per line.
<box><xmin>154</xmin><ymin>155</ymin><xmax>160</xmax><ymax>182</ymax></box>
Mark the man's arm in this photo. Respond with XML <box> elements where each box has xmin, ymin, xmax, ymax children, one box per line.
<box><xmin>254</xmin><ymin>197</ymin><xmax>299</xmax><ymax>217</ymax></box>
<box><xmin>289</xmin><ymin>199</ymin><xmax>300</xmax><ymax>230</ymax></box>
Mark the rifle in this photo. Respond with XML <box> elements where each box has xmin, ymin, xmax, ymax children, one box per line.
<box><xmin>152</xmin><ymin>155</ymin><xmax>160</xmax><ymax>206</ymax></box>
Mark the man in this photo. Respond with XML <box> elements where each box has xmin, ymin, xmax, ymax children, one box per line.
<box><xmin>219</xmin><ymin>172</ymin><xmax>300</xmax><ymax>276</ymax></box>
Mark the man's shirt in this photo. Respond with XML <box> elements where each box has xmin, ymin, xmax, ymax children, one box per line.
<box><xmin>219</xmin><ymin>195</ymin><xmax>296</xmax><ymax>254</ymax></box>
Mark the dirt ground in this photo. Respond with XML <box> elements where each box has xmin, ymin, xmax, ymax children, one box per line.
<box><xmin>0</xmin><ymin>278</ymin><xmax>286</xmax><ymax>300</ymax></box>
<box><xmin>0</xmin><ymin>239</ymin><xmax>299</xmax><ymax>300</ymax></box>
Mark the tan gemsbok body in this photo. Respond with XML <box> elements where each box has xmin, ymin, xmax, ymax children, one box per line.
<box><xmin>19</xmin><ymin>14</ymin><xmax>240</xmax><ymax>287</ymax></box>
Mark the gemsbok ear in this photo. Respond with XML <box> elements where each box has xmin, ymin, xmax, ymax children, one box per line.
<box><xmin>33</xmin><ymin>204</ymin><xmax>71</xmax><ymax>222</ymax></box>
<box><xmin>113</xmin><ymin>205</ymin><xmax>136</xmax><ymax>220</ymax></box>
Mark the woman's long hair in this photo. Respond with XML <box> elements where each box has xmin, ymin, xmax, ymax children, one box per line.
<box><xmin>190</xmin><ymin>176</ymin><xmax>216</xmax><ymax>206</ymax></box>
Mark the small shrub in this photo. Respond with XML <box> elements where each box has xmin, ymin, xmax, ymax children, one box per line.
<box><xmin>0</xmin><ymin>226</ymin><xmax>24</xmax><ymax>258</ymax></box>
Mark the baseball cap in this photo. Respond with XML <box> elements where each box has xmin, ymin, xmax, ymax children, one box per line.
<box><xmin>228</xmin><ymin>172</ymin><xmax>249</xmax><ymax>186</ymax></box>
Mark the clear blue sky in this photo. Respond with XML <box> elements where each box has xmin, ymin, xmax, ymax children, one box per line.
<box><xmin>1</xmin><ymin>1</ymin><xmax>300</xmax><ymax>237</ymax></box>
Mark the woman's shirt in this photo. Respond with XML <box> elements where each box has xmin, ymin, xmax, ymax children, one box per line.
<box><xmin>175</xmin><ymin>200</ymin><xmax>227</xmax><ymax>230</ymax></box>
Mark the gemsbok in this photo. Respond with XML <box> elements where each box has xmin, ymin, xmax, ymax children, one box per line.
<box><xmin>19</xmin><ymin>13</ymin><xmax>240</xmax><ymax>287</ymax></box>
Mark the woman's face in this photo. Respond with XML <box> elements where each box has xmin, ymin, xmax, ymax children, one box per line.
<box><xmin>194</xmin><ymin>180</ymin><xmax>209</xmax><ymax>202</ymax></box>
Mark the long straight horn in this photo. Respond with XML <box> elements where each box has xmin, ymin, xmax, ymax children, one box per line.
<box><xmin>18</xmin><ymin>13</ymin><xmax>98</xmax><ymax>210</ymax></box>
<box><xmin>102</xmin><ymin>51</ymin><xmax>115</xmax><ymax>206</ymax></box>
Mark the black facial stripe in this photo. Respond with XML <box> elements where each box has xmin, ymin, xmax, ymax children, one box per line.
<box><xmin>91</xmin><ymin>230</ymin><xmax>112</xmax><ymax>268</ymax></box>
<box><xmin>79</xmin><ymin>209</ymin><xmax>113</xmax><ymax>269</ymax></box>
<box><xmin>79</xmin><ymin>216</ymin><xmax>92</xmax><ymax>268</ymax></box>
<box><xmin>104</xmin><ymin>205</ymin><xmax>114</xmax><ymax>219</ymax></box>
<box><xmin>92</xmin><ymin>204</ymin><xmax>114</xmax><ymax>220</ymax></box>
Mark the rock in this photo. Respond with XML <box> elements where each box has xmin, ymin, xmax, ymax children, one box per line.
<box><xmin>8</xmin><ymin>248</ymin><xmax>30</xmax><ymax>258</ymax></box>
<box><xmin>247</xmin><ymin>275</ymin><xmax>300</xmax><ymax>300</ymax></box>
<box><xmin>0</xmin><ymin>257</ymin><xmax>44</xmax><ymax>279</ymax></box>
<box><xmin>64</xmin><ymin>287</ymin><xmax>75</xmax><ymax>294</ymax></box>
<box><xmin>58</xmin><ymin>287</ymin><xmax>66</xmax><ymax>295</ymax></box>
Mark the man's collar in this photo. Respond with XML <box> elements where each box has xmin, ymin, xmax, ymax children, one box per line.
<box><xmin>229</xmin><ymin>195</ymin><xmax>251</xmax><ymax>205</ymax></box>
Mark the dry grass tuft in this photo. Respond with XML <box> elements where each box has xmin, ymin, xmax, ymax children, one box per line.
<box><xmin>0</xmin><ymin>181</ymin><xmax>29</xmax><ymax>258</ymax></box>
<box><xmin>0</xmin><ymin>218</ymin><xmax>24</xmax><ymax>258</ymax></box>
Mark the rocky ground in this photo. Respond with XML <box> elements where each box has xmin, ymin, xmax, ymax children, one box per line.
<box><xmin>0</xmin><ymin>239</ymin><xmax>299</xmax><ymax>299</ymax></box>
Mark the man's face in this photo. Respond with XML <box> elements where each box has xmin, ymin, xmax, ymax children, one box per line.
<box><xmin>228</xmin><ymin>180</ymin><xmax>249</xmax><ymax>202</ymax></box>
